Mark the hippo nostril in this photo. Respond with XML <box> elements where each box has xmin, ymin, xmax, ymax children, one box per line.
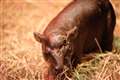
<box><xmin>55</xmin><ymin>66</ymin><xmax>60</xmax><ymax>70</ymax></box>
<box><xmin>55</xmin><ymin>65</ymin><xmax>63</xmax><ymax>71</ymax></box>
<box><xmin>55</xmin><ymin>66</ymin><xmax>59</xmax><ymax>71</ymax></box>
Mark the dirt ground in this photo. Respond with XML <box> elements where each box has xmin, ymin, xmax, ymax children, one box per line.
<box><xmin>0</xmin><ymin>0</ymin><xmax>120</xmax><ymax>79</ymax></box>
<box><xmin>112</xmin><ymin>0</ymin><xmax>120</xmax><ymax>37</ymax></box>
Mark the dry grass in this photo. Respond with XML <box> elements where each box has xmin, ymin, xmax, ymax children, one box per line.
<box><xmin>72</xmin><ymin>52</ymin><xmax>120</xmax><ymax>80</ymax></box>
<box><xmin>0</xmin><ymin>0</ymin><xmax>120</xmax><ymax>80</ymax></box>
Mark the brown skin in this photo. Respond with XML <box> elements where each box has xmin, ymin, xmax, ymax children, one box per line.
<box><xmin>34</xmin><ymin>0</ymin><xmax>116</xmax><ymax>80</ymax></box>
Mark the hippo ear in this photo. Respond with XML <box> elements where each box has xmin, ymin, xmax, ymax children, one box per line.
<box><xmin>33</xmin><ymin>32</ymin><xmax>47</xmax><ymax>44</ymax></box>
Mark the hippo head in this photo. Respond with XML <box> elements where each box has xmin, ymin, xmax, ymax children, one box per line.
<box><xmin>34</xmin><ymin>27</ymin><xmax>78</xmax><ymax>74</ymax></box>
<box><xmin>33</xmin><ymin>32</ymin><xmax>73</xmax><ymax>72</ymax></box>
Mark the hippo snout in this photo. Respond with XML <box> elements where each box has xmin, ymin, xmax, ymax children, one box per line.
<box><xmin>51</xmin><ymin>51</ymin><xmax>64</xmax><ymax>71</ymax></box>
<box><xmin>54</xmin><ymin>56</ymin><xmax>64</xmax><ymax>71</ymax></box>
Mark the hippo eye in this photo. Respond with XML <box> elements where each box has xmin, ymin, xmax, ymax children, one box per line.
<box><xmin>58</xmin><ymin>39</ymin><xmax>66</xmax><ymax>49</ymax></box>
<box><xmin>63</xmin><ymin>39</ymin><xmax>66</xmax><ymax>45</ymax></box>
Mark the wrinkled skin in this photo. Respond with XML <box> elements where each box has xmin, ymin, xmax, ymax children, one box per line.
<box><xmin>34</xmin><ymin>0</ymin><xmax>116</xmax><ymax>80</ymax></box>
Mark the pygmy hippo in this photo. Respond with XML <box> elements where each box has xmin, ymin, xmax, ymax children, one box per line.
<box><xmin>34</xmin><ymin>0</ymin><xmax>116</xmax><ymax>79</ymax></box>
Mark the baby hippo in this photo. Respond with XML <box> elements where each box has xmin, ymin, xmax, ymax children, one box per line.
<box><xmin>34</xmin><ymin>0</ymin><xmax>116</xmax><ymax>79</ymax></box>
